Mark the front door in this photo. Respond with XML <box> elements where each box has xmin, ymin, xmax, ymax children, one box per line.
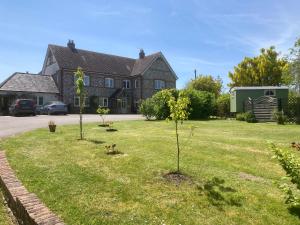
<box><xmin>121</xmin><ymin>98</ymin><xmax>127</xmax><ymax>114</ymax></box>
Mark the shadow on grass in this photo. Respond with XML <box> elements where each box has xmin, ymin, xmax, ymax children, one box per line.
<box><xmin>288</xmin><ymin>205</ymin><xmax>300</xmax><ymax>219</ymax></box>
<box><xmin>197</xmin><ymin>177</ymin><xmax>243</xmax><ymax>210</ymax></box>
<box><xmin>86</xmin><ymin>139</ymin><xmax>105</xmax><ymax>144</ymax></box>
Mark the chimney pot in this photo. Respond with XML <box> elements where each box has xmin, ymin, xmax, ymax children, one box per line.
<box><xmin>67</xmin><ymin>40</ymin><xmax>75</xmax><ymax>50</ymax></box>
<box><xmin>139</xmin><ymin>49</ymin><xmax>145</xmax><ymax>59</ymax></box>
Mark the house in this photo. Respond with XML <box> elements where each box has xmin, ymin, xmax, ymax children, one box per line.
<box><xmin>230</xmin><ymin>86</ymin><xmax>289</xmax><ymax>121</ymax></box>
<box><xmin>0</xmin><ymin>40</ymin><xmax>177</xmax><ymax>114</ymax></box>
<box><xmin>0</xmin><ymin>73</ymin><xmax>59</xmax><ymax>115</ymax></box>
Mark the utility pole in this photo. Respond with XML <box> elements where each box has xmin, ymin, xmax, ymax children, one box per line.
<box><xmin>194</xmin><ymin>69</ymin><xmax>197</xmax><ymax>80</ymax></box>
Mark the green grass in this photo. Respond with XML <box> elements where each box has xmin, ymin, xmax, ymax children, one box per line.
<box><xmin>0</xmin><ymin>120</ymin><xmax>300</xmax><ymax>224</ymax></box>
<box><xmin>0</xmin><ymin>191</ymin><xmax>13</xmax><ymax>225</ymax></box>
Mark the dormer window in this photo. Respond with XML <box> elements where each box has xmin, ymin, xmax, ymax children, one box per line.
<box><xmin>123</xmin><ymin>80</ymin><xmax>131</xmax><ymax>89</ymax></box>
<box><xmin>264</xmin><ymin>90</ymin><xmax>275</xmax><ymax>96</ymax></box>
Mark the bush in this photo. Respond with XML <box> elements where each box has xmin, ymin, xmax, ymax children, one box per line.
<box><xmin>271</xmin><ymin>144</ymin><xmax>300</xmax><ymax>207</ymax></box>
<box><xmin>236</xmin><ymin>113</ymin><xmax>246</xmax><ymax>121</ymax></box>
<box><xmin>139</xmin><ymin>98</ymin><xmax>156</xmax><ymax>120</ymax></box>
<box><xmin>182</xmin><ymin>89</ymin><xmax>215</xmax><ymax>119</ymax></box>
<box><xmin>272</xmin><ymin>110</ymin><xmax>287</xmax><ymax>125</ymax></box>
<box><xmin>151</xmin><ymin>89</ymin><xmax>178</xmax><ymax>120</ymax></box>
<box><xmin>244</xmin><ymin>112</ymin><xmax>257</xmax><ymax>123</ymax></box>
<box><xmin>236</xmin><ymin>112</ymin><xmax>257</xmax><ymax>123</ymax></box>
<box><xmin>216</xmin><ymin>94</ymin><xmax>230</xmax><ymax>118</ymax></box>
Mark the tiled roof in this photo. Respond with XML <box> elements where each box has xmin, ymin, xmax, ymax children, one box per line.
<box><xmin>0</xmin><ymin>73</ymin><xmax>59</xmax><ymax>93</ymax></box>
<box><xmin>48</xmin><ymin>44</ymin><xmax>162</xmax><ymax>76</ymax></box>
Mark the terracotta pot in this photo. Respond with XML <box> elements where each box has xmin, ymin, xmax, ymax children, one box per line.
<box><xmin>49</xmin><ymin>125</ymin><xmax>56</xmax><ymax>132</ymax></box>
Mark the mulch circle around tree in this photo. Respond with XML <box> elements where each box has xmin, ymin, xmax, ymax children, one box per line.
<box><xmin>106</xmin><ymin>129</ymin><xmax>118</xmax><ymax>132</ymax></box>
<box><xmin>98</xmin><ymin>124</ymin><xmax>109</xmax><ymax>127</ymax></box>
<box><xmin>163</xmin><ymin>171</ymin><xmax>193</xmax><ymax>185</ymax></box>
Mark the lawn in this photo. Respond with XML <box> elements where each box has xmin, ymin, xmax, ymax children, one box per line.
<box><xmin>0</xmin><ymin>120</ymin><xmax>299</xmax><ymax>224</ymax></box>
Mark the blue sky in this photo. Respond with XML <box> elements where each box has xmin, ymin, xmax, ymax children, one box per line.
<box><xmin>0</xmin><ymin>0</ymin><xmax>300</xmax><ymax>89</ymax></box>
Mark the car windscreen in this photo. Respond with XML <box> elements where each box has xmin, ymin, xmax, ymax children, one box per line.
<box><xmin>19</xmin><ymin>100</ymin><xmax>33</xmax><ymax>106</ymax></box>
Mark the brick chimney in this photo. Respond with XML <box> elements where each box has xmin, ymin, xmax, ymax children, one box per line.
<box><xmin>139</xmin><ymin>49</ymin><xmax>145</xmax><ymax>59</ymax></box>
<box><xmin>67</xmin><ymin>40</ymin><xmax>75</xmax><ymax>50</ymax></box>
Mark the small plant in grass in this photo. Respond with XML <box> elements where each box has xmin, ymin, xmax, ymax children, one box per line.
<box><xmin>273</xmin><ymin>110</ymin><xmax>287</xmax><ymax>125</ymax></box>
<box><xmin>167</xmin><ymin>92</ymin><xmax>190</xmax><ymax>173</ymax></box>
<box><xmin>48</xmin><ymin>120</ymin><xmax>56</xmax><ymax>132</ymax></box>
<box><xmin>106</xmin><ymin>121</ymin><xmax>117</xmax><ymax>132</ymax></box>
<box><xmin>105</xmin><ymin>144</ymin><xmax>121</xmax><ymax>155</ymax></box>
<box><xmin>271</xmin><ymin>144</ymin><xmax>300</xmax><ymax>207</ymax></box>
<box><xmin>97</xmin><ymin>107</ymin><xmax>110</xmax><ymax>126</ymax></box>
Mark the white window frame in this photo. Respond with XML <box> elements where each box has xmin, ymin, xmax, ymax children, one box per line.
<box><xmin>74</xmin><ymin>74</ymin><xmax>90</xmax><ymax>86</ymax></box>
<box><xmin>123</xmin><ymin>80</ymin><xmax>131</xmax><ymax>89</ymax></box>
<box><xmin>264</xmin><ymin>89</ymin><xmax>275</xmax><ymax>96</ymax></box>
<box><xmin>154</xmin><ymin>80</ymin><xmax>165</xmax><ymax>90</ymax></box>
<box><xmin>99</xmin><ymin>97</ymin><xmax>109</xmax><ymax>107</ymax></box>
<box><xmin>74</xmin><ymin>96</ymin><xmax>89</xmax><ymax>107</ymax></box>
<box><xmin>105</xmin><ymin>78</ymin><xmax>114</xmax><ymax>88</ymax></box>
<box><xmin>83</xmin><ymin>75</ymin><xmax>90</xmax><ymax>86</ymax></box>
<box><xmin>134</xmin><ymin>79</ymin><xmax>139</xmax><ymax>88</ymax></box>
<box><xmin>37</xmin><ymin>96</ymin><xmax>44</xmax><ymax>106</ymax></box>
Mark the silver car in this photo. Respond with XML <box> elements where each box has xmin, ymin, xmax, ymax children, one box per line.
<box><xmin>41</xmin><ymin>101</ymin><xmax>68</xmax><ymax>115</ymax></box>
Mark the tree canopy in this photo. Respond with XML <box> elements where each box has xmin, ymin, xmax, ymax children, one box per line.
<box><xmin>186</xmin><ymin>75</ymin><xmax>222</xmax><ymax>97</ymax></box>
<box><xmin>288</xmin><ymin>38</ymin><xmax>300</xmax><ymax>92</ymax></box>
<box><xmin>228</xmin><ymin>46</ymin><xmax>290</xmax><ymax>88</ymax></box>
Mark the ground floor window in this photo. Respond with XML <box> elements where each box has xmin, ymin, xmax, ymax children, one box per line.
<box><xmin>74</xmin><ymin>96</ymin><xmax>89</xmax><ymax>107</ymax></box>
<box><xmin>99</xmin><ymin>97</ymin><xmax>108</xmax><ymax>107</ymax></box>
<box><xmin>36</xmin><ymin>96</ymin><xmax>43</xmax><ymax>106</ymax></box>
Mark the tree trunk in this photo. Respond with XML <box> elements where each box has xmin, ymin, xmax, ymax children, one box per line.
<box><xmin>175</xmin><ymin>120</ymin><xmax>180</xmax><ymax>172</ymax></box>
<box><xmin>80</xmin><ymin>109</ymin><xmax>83</xmax><ymax>140</ymax></box>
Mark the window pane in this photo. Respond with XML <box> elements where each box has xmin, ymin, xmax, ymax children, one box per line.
<box><xmin>38</xmin><ymin>96</ymin><xmax>43</xmax><ymax>106</ymax></box>
<box><xmin>104</xmin><ymin>98</ymin><xmax>108</xmax><ymax>107</ymax></box>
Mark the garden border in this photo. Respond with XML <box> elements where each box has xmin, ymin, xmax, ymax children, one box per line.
<box><xmin>0</xmin><ymin>151</ymin><xmax>64</xmax><ymax>225</ymax></box>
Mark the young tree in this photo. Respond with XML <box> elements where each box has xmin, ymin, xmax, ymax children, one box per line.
<box><xmin>167</xmin><ymin>92</ymin><xmax>190</xmax><ymax>173</ymax></box>
<box><xmin>97</xmin><ymin>107</ymin><xmax>110</xmax><ymax>125</ymax></box>
<box><xmin>74</xmin><ymin>67</ymin><xmax>85</xmax><ymax>140</ymax></box>
<box><xmin>186</xmin><ymin>75</ymin><xmax>222</xmax><ymax>98</ymax></box>
<box><xmin>228</xmin><ymin>46</ymin><xmax>290</xmax><ymax>88</ymax></box>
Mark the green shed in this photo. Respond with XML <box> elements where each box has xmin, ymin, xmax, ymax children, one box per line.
<box><xmin>230</xmin><ymin>86</ymin><xmax>289</xmax><ymax>121</ymax></box>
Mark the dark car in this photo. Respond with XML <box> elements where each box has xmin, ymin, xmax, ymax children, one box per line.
<box><xmin>40</xmin><ymin>101</ymin><xmax>68</xmax><ymax>115</ymax></box>
<box><xmin>9</xmin><ymin>99</ymin><xmax>36</xmax><ymax>116</ymax></box>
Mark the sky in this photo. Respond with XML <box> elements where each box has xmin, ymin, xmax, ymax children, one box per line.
<box><xmin>0</xmin><ymin>0</ymin><xmax>300</xmax><ymax>90</ymax></box>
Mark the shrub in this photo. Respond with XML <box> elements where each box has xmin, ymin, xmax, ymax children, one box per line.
<box><xmin>182</xmin><ymin>89</ymin><xmax>215</xmax><ymax>119</ymax></box>
<box><xmin>272</xmin><ymin>110</ymin><xmax>287</xmax><ymax>125</ymax></box>
<box><xmin>139</xmin><ymin>98</ymin><xmax>156</xmax><ymax>120</ymax></box>
<box><xmin>216</xmin><ymin>94</ymin><xmax>230</xmax><ymax>118</ymax></box>
<box><xmin>236</xmin><ymin>113</ymin><xmax>246</xmax><ymax>121</ymax></box>
<box><xmin>244</xmin><ymin>112</ymin><xmax>257</xmax><ymax>123</ymax></box>
<box><xmin>271</xmin><ymin>144</ymin><xmax>300</xmax><ymax>207</ymax></box>
<box><xmin>152</xmin><ymin>89</ymin><xmax>178</xmax><ymax>120</ymax></box>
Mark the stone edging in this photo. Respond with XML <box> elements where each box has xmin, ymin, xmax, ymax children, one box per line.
<box><xmin>0</xmin><ymin>151</ymin><xmax>64</xmax><ymax>225</ymax></box>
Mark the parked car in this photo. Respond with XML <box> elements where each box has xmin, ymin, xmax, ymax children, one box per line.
<box><xmin>40</xmin><ymin>101</ymin><xmax>68</xmax><ymax>115</ymax></box>
<box><xmin>9</xmin><ymin>99</ymin><xmax>36</xmax><ymax>116</ymax></box>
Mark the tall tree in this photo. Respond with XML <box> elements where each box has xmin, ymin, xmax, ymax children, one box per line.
<box><xmin>288</xmin><ymin>38</ymin><xmax>300</xmax><ymax>92</ymax></box>
<box><xmin>74</xmin><ymin>67</ymin><xmax>85</xmax><ymax>140</ymax></box>
<box><xmin>167</xmin><ymin>92</ymin><xmax>190</xmax><ymax>173</ymax></box>
<box><xmin>186</xmin><ymin>75</ymin><xmax>222</xmax><ymax>98</ymax></box>
<box><xmin>228</xmin><ymin>46</ymin><xmax>290</xmax><ymax>88</ymax></box>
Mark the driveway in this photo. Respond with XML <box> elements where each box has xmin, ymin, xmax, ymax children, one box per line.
<box><xmin>0</xmin><ymin>114</ymin><xmax>143</xmax><ymax>138</ymax></box>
